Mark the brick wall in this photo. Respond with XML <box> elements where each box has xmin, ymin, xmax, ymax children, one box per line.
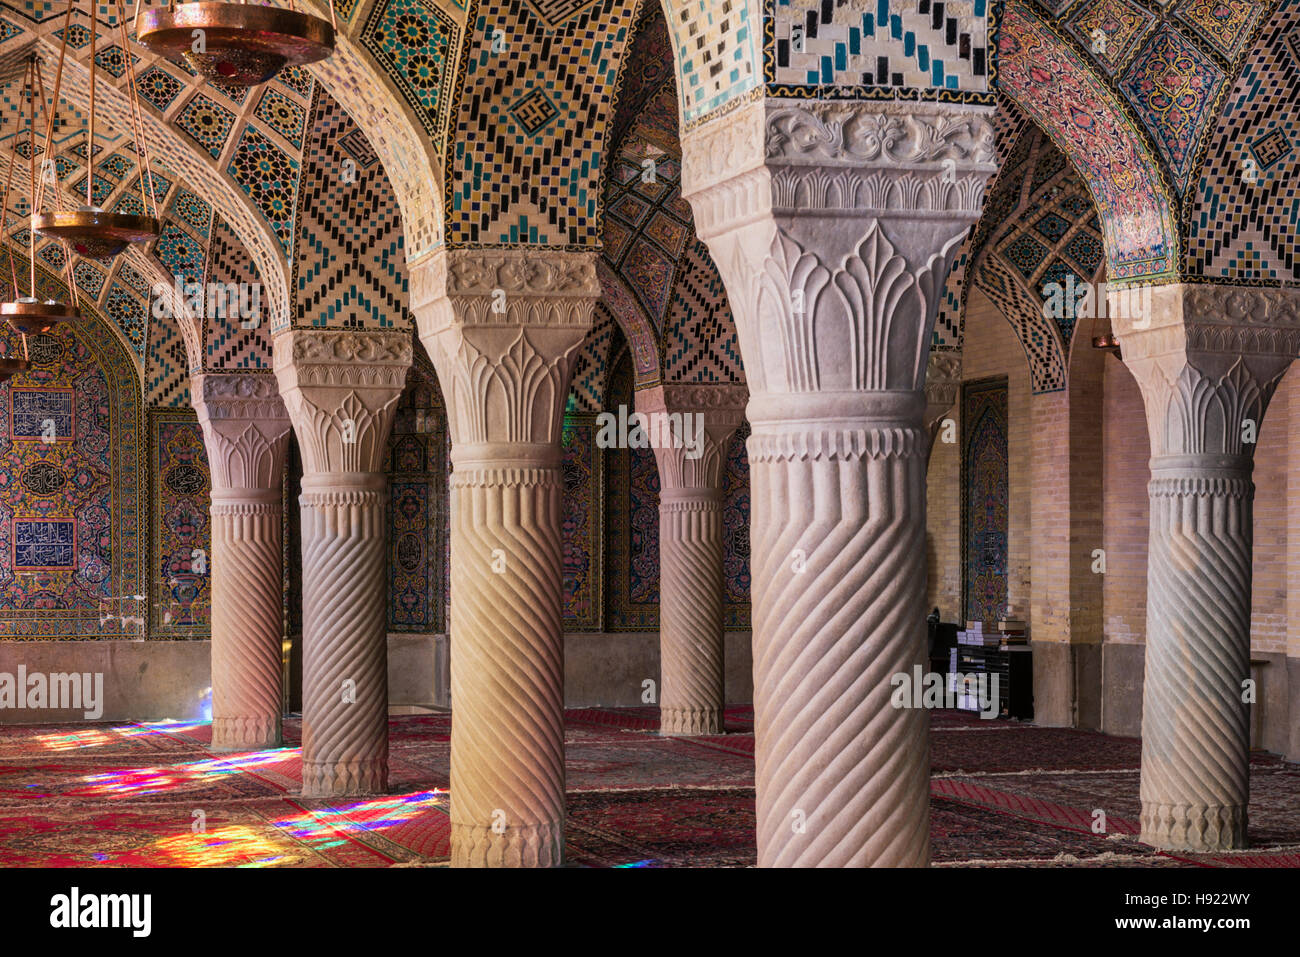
<box><xmin>1100</xmin><ymin>351</ymin><xmax>1149</xmax><ymax>644</ymax></box>
<box><xmin>1252</xmin><ymin>364</ymin><xmax>1293</xmax><ymax>656</ymax></box>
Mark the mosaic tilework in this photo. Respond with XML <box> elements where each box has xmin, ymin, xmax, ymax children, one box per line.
<box><xmin>276</xmin><ymin>65</ymin><xmax>316</xmax><ymax>100</ymax></box>
<box><xmin>569</xmin><ymin>302</ymin><xmax>618</xmax><ymax>414</ymax></box>
<box><xmin>154</xmin><ymin>222</ymin><xmax>205</xmax><ymax>286</ymax></box>
<box><xmin>69</xmin><ymin>173</ymin><xmax>113</xmax><ymax>206</ymax></box>
<box><xmin>975</xmin><ymin>251</ymin><xmax>1067</xmax><ymax>393</ymax></box>
<box><xmin>97</xmin><ymin>153</ymin><xmax>134</xmax><ymax>183</ymax></box>
<box><xmin>102</xmin><ymin>283</ymin><xmax>147</xmax><ymax>358</ymax></box>
<box><xmin>662</xmin><ymin>238</ymin><xmax>743</xmax><ymax>383</ymax></box>
<box><xmin>385</xmin><ymin>363</ymin><xmax>448</xmax><ymax>633</ymax></box>
<box><xmin>227</xmin><ymin>127</ymin><xmax>300</xmax><ymax>257</ymax></box>
<box><xmin>1176</xmin><ymin>0</ymin><xmax>1271</xmax><ymax>61</ymax></box>
<box><xmin>961</xmin><ymin>376</ymin><xmax>1009</xmax><ymax>625</ymax></box>
<box><xmin>996</xmin><ymin>2</ymin><xmax>1178</xmax><ymax>281</ymax></box>
<box><xmin>1117</xmin><ymin>25</ymin><xmax>1230</xmax><ymax>194</ymax></box>
<box><xmin>562</xmin><ymin>416</ymin><xmax>603</xmax><ymax>630</ymax></box>
<box><xmin>721</xmin><ymin>418</ymin><xmax>750</xmax><ymax>623</ymax></box>
<box><xmin>144</xmin><ymin>305</ymin><xmax>192</xmax><ymax>408</ymax></box>
<box><xmin>149</xmin><ymin>411</ymin><xmax>211</xmax><ymax>636</ymax></box>
<box><xmin>1186</xmin><ymin>0</ymin><xmax>1300</xmax><ymax>281</ymax></box>
<box><xmin>769</xmin><ymin>0</ymin><xmax>991</xmax><ymax>96</ymax></box>
<box><xmin>660</xmin><ymin>0</ymin><xmax>761</xmax><ymax>125</ymax></box>
<box><xmin>0</xmin><ymin>278</ymin><xmax>144</xmax><ymax>639</ymax></box>
<box><xmin>0</xmin><ymin>17</ymin><xmax>23</xmax><ymax>41</ymax></box>
<box><xmin>72</xmin><ymin>260</ymin><xmax>105</xmax><ymax>299</ymax></box>
<box><xmin>171</xmin><ymin>189</ymin><xmax>213</xmax><ymax>238</ymax></box>
<box><xmin>204</xmin><ymin>214</ymin><xmax>270</xmax><ymax>371</ymax></box>
<box><xmin>255</xmin><ymin>88</ymin><xmax>307</xmax><ymax>151</ymax></box>
<box><xmin>92</xmin><ymin>44</ymin><xmax>138</xmax><ymax>79</ymax></box>
<box><xmin>1065</xmin><ymin>0</ymin><xmax>1157</xmax><ymax>73</ymax></box>
<box><xmin>293</xmin><ymin>93</ymin><xmax>409</xmax><ymax>329</ymax></box>
<box><xmin>136</xmin><ymin>67</ymin><xmax>183</xmax><ymax>113</ymax></box>
<box><xmin>175</xmin><ymin>94</ymin><xmax>236</xmax><ymax>160</ymax></box>
<box><xmin>608</xmin><ymin>3</ymin><xmax>674</xmax><ymax>153</ymax></box>
<box><xmin>448</xmin><ymin>0</ymin><xmax>637</xmax><ymax>247</ymax></box>
<box><xmin>360</xmin><ymin>0</ymin><xmax>459</xmax><ymax>150</ymax></box>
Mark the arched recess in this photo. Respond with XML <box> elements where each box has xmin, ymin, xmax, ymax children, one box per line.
<box><xmin>995</xmin><ymin>1</ymin><xmax>1179</xmax><ymax>284</ymax></box>
<box><xmin>0</xmin><ymin>255</ymin><xmax>145</xmax><ymax>638</ymax></box>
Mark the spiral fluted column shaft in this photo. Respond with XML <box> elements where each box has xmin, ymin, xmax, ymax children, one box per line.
<box><xmin>659</xmin><ymin>490</ymin><xmax>726</xmax><ymax>735</ymax></box>
<box><xmin>1140</xmin><ymin>462</ymin><xmax>1253</xmax><ymax>851</ymax></box>
<box><xmin>210</xmin><ymin>494</ymin><xmax>284</xmax><ymax>751</ymax></box>
<box><xmin>299</xmin><ymin>479</ymin><xmax>390</xmax><ymax>798</ymax></box>
<box><xmin>750</xmin><ymin>423</ymin><xmax>930</xmax><ymax>868</ymax></box>
<box><xmin>449</xmin><ymin>463</ymin><xmax>566</xmax><ymax>867</ymax></box>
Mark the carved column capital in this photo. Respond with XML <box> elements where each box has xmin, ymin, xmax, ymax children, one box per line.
<box><xmin>633</xmin><ymin>383</ymin><xmax>747</xmax><ymax>494</ymax></box>
<box><xmin>191</xmin><ymin>372</ymin><xmax>291</xmax><ymax>497</ymax></box>
<box><xmin>411</xmin><ymin>248</ymin><xmax>599</xmax><ymax>463</ymax></box>
<box><xmin>272</xmin><ymin>328</ymin><xmax>413</xmax><ymax>475</ymax></box>
<box><xmin>1113</xmin><ymin>284</ymin><xmax>1300</xmax><ymax>463</ymax></box>
<box><xmin>680</xmin><ymin>99</ymin><xmax>997</xmax><ymax>403</ymax></box>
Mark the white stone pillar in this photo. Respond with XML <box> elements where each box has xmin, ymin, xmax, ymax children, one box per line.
<box><xmin>636</xmin><ymin>383</ymin><xmax>747</xmax><ymax>735</ymax></box>
<box><xmin>1115</xmin><ymin>284</ymin><xmax>1300</xmax><ymax>851</ymax></box>
<box><xmin>681</xmin><ymin>100</ymin><xmax>997</xmax><ymax>866</ymax></box>
<box><xmin>192</xmin><ymin>373</ymin><xmax>291</xmax><ymax>751</ymax></box>
<box><xmin>273</xmin><ymin>330</ymin><xmax>411</xmax><ymax>797</ymax></box>
<box><xmin>411</xmin><ymin>248</ymin><xmax>596</xmax><ymax>867</ymax></box>
<box><xmin>924</xmin><ymin>351</ymin><xmax>961</xmax><ymax>455</ymax></box>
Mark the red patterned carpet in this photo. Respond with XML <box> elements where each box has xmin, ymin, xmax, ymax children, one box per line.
<box><xmin>0</xmin><ymin>708</ymin><xmax>1295</xmax><ymax>867</ymax></box>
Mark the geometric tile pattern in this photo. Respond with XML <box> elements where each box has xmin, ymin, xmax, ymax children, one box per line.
<box><xmin>154</xmin><ymin>222</ymin><xmax>205</xmax><ymax>286</ymax></box>
<box><xmin>569</xmin><ymin>301</ymin><xmax>618</xmax><ymax>414</ymax></box>
<box><xmin>659</xmin><ymin>0</ymin><xmax>760</xmax><ymax>125</ymax></box>
<box><xmin>145</xmin><ymin>301</ymin><xmax>192</xmax><ymax>407</ymax></box>
<box><xmin>254</xmin><ymin>88</ymin><xmax>307</xmax><ymax>151</ymax></box>
<box><xmin>996</xmin><ymin>2</ymin><xmax>1178</xmax><ymax>281</ymax></box>
<box><xmin>359</xmin><ymin>0</ymin><xmax>459</xmax><ymax>150</ymax></box>
<box><xmin>135</xmin><ymin>67</ymin><xmax>184</xmax><ymax>113</ymax></box>
<box><xmin>769</xmin><ymin>0</ymin><xmax>991</xmax><ymax>96</ymax></box>
<box><xmin>961</xmin><ymin>376</ymin><xmax>1009</xmax><ymax>624</ymax></box>
<box><xmin>1186</xmin><ymin>0</ymin><xmax>1300</xmax><ymax>282</ymax></box>
<box><xmin>175</xmin><ymin>94</ymin><xmax>236</xmax><ymax>160</ymax></box>
<box><xmin>292</xmin><ymin>92</ymin><xmax>410</xmax><ymax>330</ymax></box>
<box><xmin>227</xmin><ymin>127</ymin><xmax>300</xmax><ymax>257</ymax></box>
<box><xmin>205</xmin><ymin>214</ymin><xmax>271</xmax><ymax>370</ymax></box>
<box><xmin>662</xmin><ymin>238</ymin><xmax>744</xmax><ymax>384</ymax></box>
<box><xmin>447</xmin><ymin>0</ymin><xmax>638</xmax><ymax>247</ymax></box>
<box><xmin>102</xmin><ymin>283</ymin><xmax>147</xmax><ymax>358</ymax></box>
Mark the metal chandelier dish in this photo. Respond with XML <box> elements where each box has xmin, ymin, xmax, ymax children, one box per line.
<box><xmin>0</xmin><ymin>57</ymin><xmax>81</xmax><ymax>348</ymax></box>
<box><xmin>137</xmin><ymin>1</ymin><xmax>336</xmax><ymax>87</ymax></box>
<box><xmin>32</xmin><ymin>0</ymin><xmax>161</xmax><ymax>259</ymax></box>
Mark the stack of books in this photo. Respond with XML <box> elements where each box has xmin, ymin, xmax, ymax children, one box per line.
<box><xmin>997</xmin><ymin>617</ymin><xmax>1028</xmax><ymax>649</ymax></box>
<box><xmin>957</xmin><ymin>621</ymin><xmax>1002</xmax><ymax>647</ymax></box>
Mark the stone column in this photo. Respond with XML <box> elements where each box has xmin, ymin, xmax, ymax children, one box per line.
<box><xmin>273</xmin><ymin>329</ymin><xmax>412</xmax><ymax>797</ymax></box>
<box><xmin>192</xmin><ymin>373</ymin><xmax>291</xmax><ymax>751</ymax></box>
<box><xmin>636</xmin><ymin>383</ymin><xmax>747</xmax><ymax>735</ymax></box>
<box><xmin>682</xmin><ymin>100</ymin><xmax>997</xmax><ymax>866</ymax></box>
<box><xmin>1115</xmin><ymin>284</ymin><xmax>1300</xmax><ymax>851</ymax></box>
<box><xmin>411</xmin><ymin>248</ymin><xmax>596</xmax><ymax>867</ymax></box>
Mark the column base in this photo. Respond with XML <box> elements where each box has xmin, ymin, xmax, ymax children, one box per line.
<box><xmin>1140</xmin><ymin>803</ymin><xmax>1247</xmax><ymax>852</ymax></box>
<box><xmin>301</xmin><ymin>758</ymin><xmax>388</xmax><ymax>798</ymax></box>
<box><xmin>211</xmin><ymin>715</ymin><xmax>281</xmax><ymax>752</ymax></box>
<box><xmin>660</xmin><ymin>707</ymin><xmax>723</xmax><ymax>736</ymax></box>
<box><xmin>450</xmin><ymin>821</ymin><xmax>564</xmax><ymax>868</ymax></box>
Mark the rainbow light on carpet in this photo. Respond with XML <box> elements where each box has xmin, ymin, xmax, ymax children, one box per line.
<box><xmin>77</xmin><ymin>749</ymin><xmax>299</xmax><ymax>797</ymax></box>
<box><xmin>270</xmin><ymin>790</ymin><xmax>447</xmax><ymax>849</ymax></box>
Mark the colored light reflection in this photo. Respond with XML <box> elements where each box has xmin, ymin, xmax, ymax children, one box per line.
<box><xmin>149</xmin><ymin>825</ymin><xmax>289</xmax><ymax>868</ymax></box>
<box><xmin>614</xmin><ymin>859</ymin><xmax>656</xmax><ymax>868</ymax></box>
<box><xmin>270</xmin><ymin>790</ymin><xmax>446</xmax><ymax>850</ymax></box>
<box><xmin>77</xmin><ymin>748</ymin><xmax>299</xmax><ymax>797</ymax></box>
<box><xmin>34</xmin><ymin>720</ymin><xmax>210</xmax><ymax>752</ymax></box>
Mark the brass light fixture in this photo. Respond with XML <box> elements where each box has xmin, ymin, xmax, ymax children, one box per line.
<box><xmin>137</xmin><ymin>1</ymin><xmax>336</xmax><ymax>87</ymax></box>
<box><xmin>32</xmin><ymin>0</ymin><xmax>161</xmax><ymax>259</ymax></box>
<box><xmin>0</xmin><ymin>56</ymin><xmax>81</xmax><ymax>355</ymax></box>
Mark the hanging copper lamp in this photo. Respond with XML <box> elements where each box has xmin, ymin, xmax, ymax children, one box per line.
<box><xmin>0</xmin><ymin>58</ymin><xmax>81</xmax><ymax>339</ymax></box>
<box><xmin>31</xmin><ymin>0</ymin><xmax>161</xmax><ymax>258</ymax></box>
<box><xmin>137</xmin><ymin>2</ymin><xmax>336</xmax><ymax>87</ymax></box>
<box><xmin>1</xmin><ymin>298</ymin><xmax>81</xmax><ymax>335</ymax></box>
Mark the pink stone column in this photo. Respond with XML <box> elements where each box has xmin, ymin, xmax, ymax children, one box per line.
<box><xmin>1116</xmin><ymin>284</ymin><xmax>1300</xmax><ymax>851</ymax></box>
<box><xmin>193</xmin><ymin>373</ymin><xmax>291</xmax><ymax>751</ymax></box>
<box><xmin>636</xmin><ymin>383</ymin><xmax>746</xmax><ymax>735</ymax></box>
<box><xmin>273</xmin><ymin>329</ymin><xmax>411</xmax><ymax>797</ymax></box>
<box><xmin>681</xmin><ymin>99</ymin><xmax>997</xmax><ymax>866</ymax></box>
<box><xmin>412</xmin><ymin>248</ymin><xmax>597</xmax><ymax>866</ymax></box>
